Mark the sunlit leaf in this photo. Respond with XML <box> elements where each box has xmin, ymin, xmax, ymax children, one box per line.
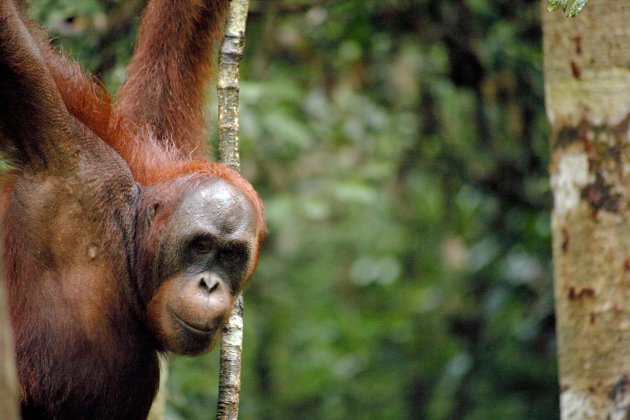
<box><xmin>547</xmin><ymin>0</ymin><xmax>589</xmax><ymax>17</ymax></box>
<box><xmin>568</xmin><ymin>0</ymin><xmax>589</xmax><ymax>17</ymax></box>
<box><xmin>547</xmin><ymin>0</ymin><xmax>569</xmax><ymax>12</ymax></box>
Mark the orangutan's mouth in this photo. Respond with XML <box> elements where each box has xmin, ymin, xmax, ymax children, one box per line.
<box><xmin>170</xmin><ymin>310</ymin><xmax>215</xmax><ymax>337</ymax></box>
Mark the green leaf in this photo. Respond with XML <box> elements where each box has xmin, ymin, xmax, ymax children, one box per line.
<box><xmin>547</xmin><ymin>0</ymin><xmax>589</xmax><ymax>17</ymax></box>
<box><xmin>568</xmin><ymin>0</ymin><xmax>589</xmax><ymax>17</ymax></box>
<box><xmin>547</xmin><ymin>0</ymin><xmax>569</xmax><ymax>12</ymax></box>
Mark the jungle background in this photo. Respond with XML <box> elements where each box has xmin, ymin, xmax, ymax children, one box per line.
<box><xmin>29</xmin><ymin>0</ymin><xmax>553</xmax><ymax>418</ymax></box>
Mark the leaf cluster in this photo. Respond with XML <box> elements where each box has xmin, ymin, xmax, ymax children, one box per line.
<box><xmin>547</xmin><ymin>0</ymin><xmax>589</xmax><ymax>17</ymax></box>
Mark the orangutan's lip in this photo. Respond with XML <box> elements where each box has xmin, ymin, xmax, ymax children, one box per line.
<box><xmin>170</xmin><ymin>310</ymin><xmax>214</xmax><ymax>337</ymax></box>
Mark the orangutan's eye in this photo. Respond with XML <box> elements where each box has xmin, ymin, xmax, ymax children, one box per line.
<box><xmin>191</xmin><ymin>238</ymin><xmax>212</xmax><ymax>255</ymax></box>
<box><xmin>220</xmin><ymin>245</ymin><xmax>247</xmax><ymax>265</ymax></box>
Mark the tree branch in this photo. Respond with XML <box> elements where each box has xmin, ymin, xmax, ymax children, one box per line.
<box><xmin>216</xmin><ymin>0</ymin><xmax>249</xmax><ymax>418</ymax></box>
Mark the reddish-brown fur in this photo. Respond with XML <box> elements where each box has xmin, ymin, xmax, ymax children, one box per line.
<box><xmin>34</xmin><ymin>0</ymin><xmax>232</xmax><ymax>185</ymax></box>
<box><xmin>0</xmin><ymin>0</ymin><xmax>265</xmax><ymax>418</ymax></box>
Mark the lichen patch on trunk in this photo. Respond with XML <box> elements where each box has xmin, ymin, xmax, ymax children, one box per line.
<box><xmin>561</xmin><ymin>389</ymin><xmax>596</xmax><ymax>420</ymax></box>
<box><xmin>551</xmin><ymin>152</ymin><xmax>592</xmax><ymax>216</ymax></box>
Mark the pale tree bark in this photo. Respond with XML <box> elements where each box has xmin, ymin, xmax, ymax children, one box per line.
<box><xmin>147</xmin><ymin>356</ymin><xmax>168</xmax><ymax>420</ymax></box>
<box><xmin>0</xmin><ymin>225</ymin><xmax>20</xmax><ymax>419</ymax></box>
<box><xmin>216</xmin><ymin>1</ymin><xmax>249</xmax><ymax>419</ymax></box>
<box><xmin>544</xmin><ymin>1</ymin><xmax>630</xmax><ymax>418</ymax></box>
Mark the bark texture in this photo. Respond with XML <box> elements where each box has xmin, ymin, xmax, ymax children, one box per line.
<box><xmin>217</xmin><ymin>1</ymin><xmax>249</xmax><ymax>419</ymax></box>
<box><xmin>147</xmin><ymin>356</ymin><xmax>168</xmax><ymax>420</ymax></box>
<box><xmin>217</xmin><ymin>0</ymin><xmax>249</xmax><ymax>174</ymax></box>
<box><xmin>544</xmin><ymin>1</ymin><xmax>630</xmax><ymax>418</ymax></box>
<box><xmin>217</xmin><ymin>296</ymin><xmax>244</xmax><ymax>419</ymax></box>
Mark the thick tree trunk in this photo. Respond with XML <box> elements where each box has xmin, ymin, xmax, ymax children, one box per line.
<box><xmin>543</xmin><ymin>1</ymin><xmax>630</xmax><ymax>418</ymax></box>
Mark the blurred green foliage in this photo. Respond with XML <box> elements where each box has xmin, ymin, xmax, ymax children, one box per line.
<box><xmin>31</xmin><ymin>0</ymin><xmax>555</xmax><ymax>418</ymax></box>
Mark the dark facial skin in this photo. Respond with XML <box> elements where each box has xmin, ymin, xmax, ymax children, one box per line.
<box><xmin>146</xmin><ymin>178</ymin><xmax>259</xmax><ymax>355</ymax></box>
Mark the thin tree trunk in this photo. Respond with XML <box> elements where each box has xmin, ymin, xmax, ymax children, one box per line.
<box><xmin>147</xmin><ymin>356</ymin><xmax>168</xmax><ymax>420</ymax></box>
<box><xmin>544</xmin><ymin>1</ymin><xmax>630</xmax><ymax>418</ymax></box>
<box><xmin>216</xmin><ymin>1</ymin><xmax>249</xmax><ymax>419</ymax></box>
<box><xmin>0</xmin><ymin>225</ymin><xmax>20</xmax><ymax>419</ymax></box>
